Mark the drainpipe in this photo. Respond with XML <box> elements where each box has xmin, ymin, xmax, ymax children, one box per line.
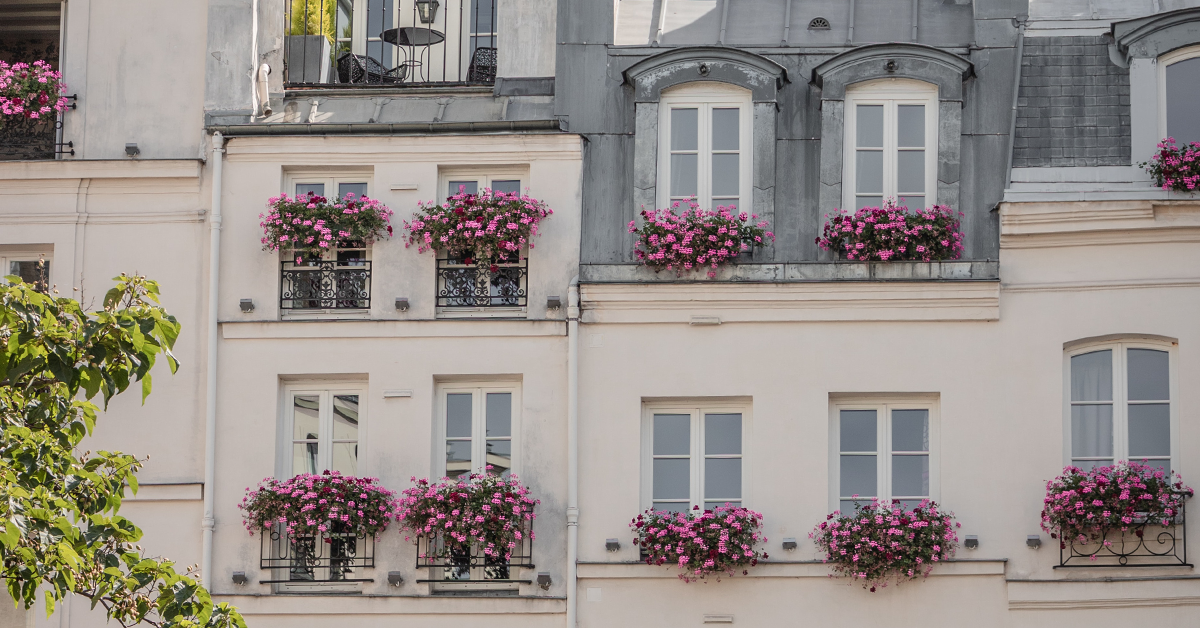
<box><xmin>565</xmin><ymin>276</ymin><xmax>580</xmax><ymax>628</ymax></box>
<box><xmin>847</xmin><ymin>0</ymin><xmax>856</xmax><ymax>45</ymax></box>
<box><xmin>1004</xmin><ymin>16</ymin><xmax>1026</xmax><ymax>188</ymax></box>
<box><xmin>250</xmin><ymin>0</ymin><xmax>259</xmax><ymax>119</ymax></box>
<box><xmin>201</xmin><ymin>132</ymin><xmax>225</xmax><ymax>590</ymax></box>
<box><xmin>256</xmin><ymin>64</ymin><xmax>272</xmax><ymax>116</ymax></box>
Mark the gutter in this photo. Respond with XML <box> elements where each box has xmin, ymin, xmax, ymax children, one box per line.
<box><xmin>205</xmin><ymin>119</ymin><xmax>564</xmax><ymax>136</ymax></box>
<box><xmin>1004</xmin><ymin>16</ymin><xmax>1027</xmax><ymax>188</ymax></box>
<box><xmin>201</xmin><ymin>132</ymin><xmax>225</xmax><ymax>590</ymax></box>
<box><xmin>565</xmin><ymin>276</ymin><xmax>580</xmax><ymax>628</ymax></box>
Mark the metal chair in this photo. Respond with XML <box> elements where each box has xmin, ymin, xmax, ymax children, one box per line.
<box><xmin>336</xmin><ymin>53</ymin><xmax>407</xmax><ymax>84</ymax></box>
<box><xmin>467</xmin><ymin>47</ymin><xmax>497</xmax><ymax>83</ymax></box>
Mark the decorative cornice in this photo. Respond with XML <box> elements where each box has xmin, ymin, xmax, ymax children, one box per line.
<box><xmin>1000</xmin><ymin>199</ymin><xmax>1200</xmax><ymax>248</ymax></box>
<box><xmin>1111</xmin><ymin>7</ymin><xmax>1200</xmax><ymax>64</ymax></box>
<box><xmin>811</xmin><ymin>43</ymin><xmax>974</xmax><ymax>89</ymax></box>
<box><xmin>622</xmin><ymin>46</ymin><xmax>789</xmax><ymax>88</ymax></box>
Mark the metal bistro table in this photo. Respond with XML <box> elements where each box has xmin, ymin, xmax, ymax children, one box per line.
<box><xmin>382</xmin><ymin>27</ymin><xmax>446</xmax><ymax>83</ymax></box>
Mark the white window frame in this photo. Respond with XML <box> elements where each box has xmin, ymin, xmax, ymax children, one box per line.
<box><xmin>842</xmin><ymin>78</ymin><xmax>939</xmax><ymax>211</ymax></box>
<box><xmin>278</xmin><ymin>384</ymin><xmax>368</xmax><ymax>478</ymax></box>
<box><xmin>656</xmin><ymin>82</ymin><xmax>753</xmax><ymax>211</ymax></box>
<box><xmin>640</xmin><ymin>401</ymin><xmax>752</xmax><ymax>512</ymax></box>
<box><xmin>1157</xmin><ymin>45</ymin><xmax>1200</xmax><ymax>142</ymax></box>
<box><xmin>438</xmin><ymin>166</ymin><xmax>528</xmax><ymax>201</ymax></box>
<box><xmin>1</xmin><ymin>249</ymin><xmax>52</xmax><ymax>291</ymax></box>
<box><xmin>828</xmin><ymin>397</ymin><xmax>940</xmax><ymax>513</ymax></box>
<box><xmin>1062</xmin><ymin>339</ymin><xmax>1179</xmax><ymax>472</ymax></box>
<box><xmin>434</xmin><ymin>382</ymin><xmax>522</xmax><ymax>479</ymax></box>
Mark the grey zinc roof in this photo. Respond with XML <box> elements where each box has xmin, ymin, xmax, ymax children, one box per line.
<box><xmin>1012</xmin><ymin>36</ymin><xmax>1132</xmax><ymax>168</ymax></box>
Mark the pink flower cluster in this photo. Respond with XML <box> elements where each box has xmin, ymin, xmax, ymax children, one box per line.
<box><xmin>403</xmin><ymin>188</ymin><xmax>552</xmax><ymax>264</ymax></box>
<box><xmin>816</xmin><ymin>201</ymin><xmax>964</xmax><ymax>262</ymax></box>
<box><xmin>1041</xmin><ymin>462</ymin><xmax>1193</xmax><ymax>554</ymax></box>
<box><xmin>0</xmin><ymin>60</ymin><xmax>68</xmax><ymax>120</ymax></box>
<box><xmin>631</xmin><ymin>505</ymin><xmax>768</xmax><ymax>582</ymax></box>
<box><xmin>1142</xmin><ymin>137</ymin><xmax>1200</xmax><ymax>192</ymax></box>
<box><xmin>259</xmin><ymin>192</ymin><xmax>393</xmax><ymax>263</ymax></box>
<box><xmin>810</xmin><ymin>499</ymin><xmax>959</xmax><ymax>592</ymax></box>
<box><xmin>238</xmin><ymin>471</ymin><xmax>399</xmax><ymax>538</ymax></box>
<box><xmin>628</xmin><ymin>201</ymin><xmax>774</xmax><ymax>278</ymax></box>
<box><xmin>396</xmin><ymin>470</ymin><xmax>539</xmax><ymax>564</ymax></box>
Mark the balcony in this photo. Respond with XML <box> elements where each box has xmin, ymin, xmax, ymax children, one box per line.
<box><xmin>260</xmin><ymin>528</ymin><xmax>375</xmax><ymax>583</ymax></box>
<box><xmin>284</xmin><ymin>0</ymin><xmax>497</xmax><ymax>88</ymax></box>
<box><xmin>436</xmin><ymin>257</ymin><xmax>527</xmax><ymax>312</ymax></box>
<box><xmin>1058</xmin><ymin>501</ymin><xmax>1190</xmax><ymax>568</ymax></box>
<box><xmin>415</xmin><ymin>518</ymin><xmax>534</xmax><ymax>589</ymax></box>
<box><xmin>280</xmin><ymin>259</ymin><xmax>372</xmax><ymax>312</ymax></box>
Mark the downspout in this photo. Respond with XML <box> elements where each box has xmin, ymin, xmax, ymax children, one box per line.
<box><xmin>56</xmin><ymin>0</ymin><xmax>67</xmax><ymax>159</ymax></box>
<box><xmin>250</xmin><ymin>0</ymin><xmax>259</xmax><ymax>119</ymax></box>
<box><xmin>565</xmin><ymin>276</ymin><xmax>580</xmax><ymax>628</ymax></box>
<box><xmin>847</xmin><ymin>0</ymin><xmax>855</xmax><ymax>45</ymax></box>
<box><xmin>1004</xmin><ymin>16</ymin><xmax>1026</xmax><ymax>188</ymax></box>
<box><xmin>780</xmin><ymin>0</ymin><xmax>792</xmax><ymax>46</ymax></box>
<box><xmin>201</xmin><ymin>132</ymin><xmax>225</xmax><ymax>590</ymax></box>
<box><xmin>717</xmin><ymin>0</ymin><xmax>730</xmax><ymax>45</ymax></box>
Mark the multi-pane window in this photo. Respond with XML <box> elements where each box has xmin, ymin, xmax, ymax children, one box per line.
<box><xmin>1162</xmin><ymin>48</ymin><xmax>1200</xmax><ymax>146</ymax></box>
<box><xmin>843</xmin><ymin>79</ymin><xmax>937</xmax><ymax>210</ymax></box>
<box><xmin>281</xmin><ymin>178</ymin><xmax>372</xmax><ymax>312</ymax></box>
<box><xmin>657</xmin><ymin>83</ymin><xmax>751</xmax><ymax>211</ymax></box>
<box><xmin>439</xmin><ymin>384</ymin><xmax>518</xmax><ymax>478</ymax></box>
<box><xmin>833</xmin><ymin>402</ymin><xmax>935</xmax><ymax>512</ymax></box>
<box><xmin>445</xmin><ymin>176</ymin><xmax>522</xmax><ymax>199</ymax></box>
<box><xmin>285</xmin><ymin>388</ymin><xmax>363</xmax><ymax>476</ymax></box>
<box><xmin>2</xmin><ymin>255</ymin><xmax>50</xmax><ymax>292</ymax></box>
<box><xmin>644</xmin><ymin>406</ymin><xmax>746</xmax><ymax>512</ymax></box>
<box><xmin>1067</xmin><ymin>342</ymin><xmax>1174</xmax><ymax>473</ymax></box>
<box><xmin>289</xmin><ymin>178</ymin><xmax>371</xmax><ymax>264</ymax></box>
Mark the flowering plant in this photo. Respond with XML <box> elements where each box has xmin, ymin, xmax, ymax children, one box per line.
<box><xmin>238</xmin><ymin>471</ymin><xmax>399</xmax><ymax>538</ymax></box>
<box><xmin>402</xmin><ymin>188</ymin><xmax>553</xmax><ymax>264</ymax></box>
<box><xmin>810</xmin><ymin>499</ymin><xmax>959</xmax><ymax>592</ymax></box>
<box><xmin>0</xmin><ymin>60</ymin><xmax>68</xmax><ymax>122</ymax></box>
<box><xmin>630</xmin><ymin>505</ymin><xmax>768</xmax><ymax>582</ymax></box>
<box><xmin>396</xmin><ymin>470</ymin><xmax>539</xmax><ymax>564</ymax></box>
<box><xmin>628</xmin><ymin>201</ymin><xmax>774</xmax><ymax>278</ymax></box>
<box><xmin>1141</xmin><ymin>137</ymin><xmax>1200</xmax><ymax>193</ymax></box>
<box><xmin>259</xmin><ymin>192</ymin><xmax>393</xmax><ymax>263</ymax></box>
<box><xmin>1041</xmin><ymin>462</ymin><xmax>1193</xmax><ymax>551</ymax></box>
<box><xmin>815</xmin><ymin>201</ymin><xmax>964</xmax><ymax>262</ymax></box>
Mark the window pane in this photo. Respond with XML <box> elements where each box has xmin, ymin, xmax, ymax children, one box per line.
<box><xmin>486</xmin><ymin>392</ymin><xmax>512</xmax><ymax>437</ymax></box>
<box><xmin>839</xmin><ymin>454</ymin><xmax>876</xmax><ymax>498</ymax></box>
<box><xmin>704</xmin><ymin>458</ymin><xmax>741</xmax><ymax>500</ymax></box>
<box><xmin>331</xmin><ymin>442</ymin><xmax>357</xmax><ymax>475</ymax></box>
<box><xmin>1127</xmin><ymin>349</ymin><xmax>1169</xmax><ymax>401</ymax></box>
<box><xmin>446</xmin><ymin>393</ymin><xmax>473</xmax><ymax>438</ymax></box>
<box><xmin>653</xmin><ymin>414</ymin><xmax>690</xmax><ymax>455</ymax></box>
<box><xmin>10</xmin><ymin>260</ymin><xmax>48</xmax><ymax>289</ymax></box>
<box><xmin>897</xmin><ymin>105</ymin><xmax>925</xmax><ymax>147</ymax></box>
<box><xmin>856</xmin><ymin>151</ymin><xmax>883</xmax><ymax>194</ymax></box>
<box><xmin>711</xmin><ymin>153</ymin><xmax>739</xmax><ymax>198</ymax></box>
<box><xmin>486</xmin><ymin>439</ymin><xmax>511</xmax><ymax>475</ymax></box>
<box><xmin>653</xmin><ymin>502</ymin><xmax>690</xmax><ymax>513</ymax></box>
<box><xmin>856</xmin><ymin>105</ymin><xmax>883</xmax><ymax>148</ymax></box>
<box><xmin>704</xmin><ymin>413</ymin><xmax>741</xmax><ymax>455</ymax></box>
<box><xmin>337</xmin><ymin>182</ymin><xmax>368</xmax><ymax>199</ymax></box>
<box><xmin>671</xmin><ymin>108</ymin><xmax>698</xmax><ymax>151</ymax></box>
<box><xmin>1071</xmin><ymin>405</ymin><xmax>1113</xmax><ymax>458</ymax></box>
<box><xmin>670</xmin><ymin>154</ymin><xmax>698</xmax><ymax>197</ymax></box>
<box><xmin>705</xmin><ymin>501</ymin><xmax>740</xmax><ymax>511</ymax></box>
<box><xmin>856</xmin><ymin>196</ymin><xmax>883</xmax><ymax>209</ymax></box>
<box><xmin>840</xmin><ymin>410</ymin><xmax>877</xmax><ymax>452</ymax></box>
<box><xmin>492</xmin><ymin>180</ymin><xmax>521</xmax><ymax>195</ymax></box>
<box><xmin>293</xmin><ymin>395</ymin><xmax>320</xmax><ymax>440</ymax></box>
<box><xmin>296</xmin><ymin>183</ymin><xmax>325</xmax><ymax>197</ymax></box>
<box><xmin>470</xmin><ymin>0</ymin><xmax>496</xmax><ymax>34</ymax></box>
<box><xmin>892</xmin><ymin>455</ymin><xmax>929</xmax><ymax>497</ymax></box>
<box><xmin>332</xmin><ymin>395</ymin><xmax>359</xmax><ymax>440</ymax></box>
<box><xmin>712</xmin><ymin>108</ymin><xmax>739</xmax><ymax>151</ymax></box>
<box><xmin>1166</xmin><ymin>57</ymin><xmax>1200</xmax><ymax>146</ymax></box>
<box><xmin>653</xmin><ymin>458</ymin><xmax>690</xmax><ymax>499</ymax></box>
<box><xmin>446</xmin><ymin>440</ymin><xmax>473</xmax><ymax>478</ymax></box>
<box><xmin>840</xmin><ymin>499</ymin><xmax>870</xmax><ymax>514</ymax></box>
<box><xmin>1071</xmin><ymin>350</ymin><xmax>1112</xmax><ymax>402</ymax></box>
<box><xmin>891</xmin><ymin>410</ymin><xmax>929</xmax><ymax>452</ymax></box>
<box><xmin>898</xmin><ymin>195</ymin><xmax>924</xmax><ymax>209</ymax></box>
<box><xmin>897</xmin><ymin>150</ymin><xmax>924</xmax><ymax>193</ymax></box>
<box><xmin>1128</xmin><ymin>404</ymin><xmax>1170</xmax><ymax>458</ymax></box>
<box><xmin>292</xmin><ymin>443</ymin><xmax>319</xmax><ymax>476</ymax></box>
<box><xmin>1072</xmin><ymin>458</ymin><xmax>1113</xmax><ymax>471</ymax></box>
<box><xmin>449</xmin><ymin>180</ymin><xmax>478</xmax><ymax>197</ymax></box>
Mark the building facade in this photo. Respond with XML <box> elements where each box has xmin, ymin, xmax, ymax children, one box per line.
<box><xmin>2</xmin><ymin>0</ymin><xmax>1199</xmax><ymax>626</ymax></box>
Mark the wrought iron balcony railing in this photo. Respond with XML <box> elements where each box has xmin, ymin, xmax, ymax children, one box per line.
<box><xmin>414</xmin><ymin>518</ymin><xmax>534</xmax><ymax>583</ymax></box>
<box><xmin>284</xmin><ymin>0</ymin><xmax>497</xmax><ymax>87</ymax></box>
<box><xmin>1058</xmin><ymin>501</ymin><xmax>1189</xmax><ymax>567</ymax></box>
<box><xmin>280</xmin><ymin>260</ymin><xmax>371</xmax><ymax>311</ymax></box>
<box><xmin>436</xmin><ymin>257</ymin><xmax>527</xmax><ymax>309</ymax></box>
<box><xmin>260</xmin><ymin>528</ymin><xmax>375</xmax><ymax>583</ymax></box>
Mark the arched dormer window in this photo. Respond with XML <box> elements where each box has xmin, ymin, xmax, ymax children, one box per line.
<box><xmin>657</xmin><ymin>82</ymin><xmax>752</xmax><ymax>211</ymax></box>
<box><xmin>1160</xmin><ymin>46</ymin><xmax>1200</xmax><ymax>146</ymax></box>
<box><xmin>843</xmin><ymin>79</ymin><xmax>938</xmax><ymax>210</ymax></box>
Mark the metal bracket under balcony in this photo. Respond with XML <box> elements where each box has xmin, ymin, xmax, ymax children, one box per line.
<box><xmin>1057</xmin><ymin>503</ymin><xmax>1189</xmax><ymax>567</ymax></box>
<box><xmin>260</xmin><ymin>528</ymin><xmax>375</xmax><ymax>583</ymax></box>
<box><xmin>436</xmin><ymin>258</ymin><xmax>527</xmax><ymax>308</ymax></box>
<box><xmin>280</xmin><ymin>260</ymin><xmax>371</xmax><ymax>311</ymax></box>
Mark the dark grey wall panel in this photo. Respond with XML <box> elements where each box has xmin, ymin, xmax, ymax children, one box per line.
<box><xmin>917</xmin><ymin>0</ymin><xmax>975</xmax><ymax>47</ymax></box>
<box><xmin>580</xmin><ymin>134</ymin><xmax>636</xmax><ymax>263</ymax></box>
<box><xmin>557</xmin><ymin>0</ymin><xmax>615</xmax><ymax>44</ymax></box>
<box><xmin>772</xmin><ymin>138</ymin><xmax>822</xmax><ymax>260</ymax></box>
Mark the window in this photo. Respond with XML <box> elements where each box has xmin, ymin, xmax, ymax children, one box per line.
<box><xmin>642</xmin><ymin>403</ymin><xmax>749</xmax><ymax>512</ymax></box>
<box><xmin>830</xmin><ymin>400</ymin><xmax>938</xmax><ymax>512</ymax></box>
<box><xmin>1160</xmin><ymin>47</ymin><xmax>1200</xmax><ymax>147</ymax></box>
<box><xmin>436</xmin><ymin>383</ymin><xmax>519</xmax><ymax>478</ymax></box>
<box><xmin>1</xmin><ymin>253</ymin><xmax>50</xmax><ymax>292</ymax></box>
<box><xmin>657</xmin><ymin>83</ymin><xmax>752</xmax><ymax>211</ymax></box>
<box><xmin>283</xmin><ymin>386</ymin><xmax>364</xmax><ymax>477</ymax></box>
<box><xmin>440</xmin><ymin>170</ymin><xmax>524</xmax><ymax>200</ymax></box>
<box><xmin>280</xmin><ymin>177</ymin><xmax>372</xmax><ymax>313</ymax></box>
<box><xmin>1066</xmin><ymin>341</ymin><xmax>1175</xmax><ymax>473</ymax></box>
<box><xmin>843</xmin><ymin>79</ymin><xmax>938</xmax><ymax>210</ymax></box>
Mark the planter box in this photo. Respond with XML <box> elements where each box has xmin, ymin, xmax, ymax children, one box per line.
<box><xmin>285</xmin><ymin>35</ymin><xmax>331</xmax><ymax>84</ymax></box>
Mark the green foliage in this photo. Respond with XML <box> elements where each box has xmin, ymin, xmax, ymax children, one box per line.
<box><xmin>288</xmin><ymin>0</ymin><xmax>337</xmax><ymax>43</ymax></box>
<box><xmin>0</xmin><ymin>274</ymin><xmax>244</xmax><ymax>628</ymax></box>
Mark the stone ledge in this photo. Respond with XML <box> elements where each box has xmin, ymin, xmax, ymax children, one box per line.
<box><xmin>579</xmin><ymin>261</ymin><xmax>999</xmax><ymax>283</ymax></box>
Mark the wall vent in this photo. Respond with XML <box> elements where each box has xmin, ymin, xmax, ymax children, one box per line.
<box><xmin>808</xmin><ymin>17</ymin><xmax>831</xmax><ymax>30</ymax></box>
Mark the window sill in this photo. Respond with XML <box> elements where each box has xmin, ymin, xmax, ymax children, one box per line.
<box><xmin>579</xmin><ymin>261</ymin><xmax>998</xmax><ymax>283</ymax></box>
<box><xmin>436</xmin><ymin>306</ymin><xmax>528</xmax><ymax>319</ymax></box>
<box><xmin>280</xmin><ymin>309</ymin><xmax>371</xmax><ymax>321</ymax></box>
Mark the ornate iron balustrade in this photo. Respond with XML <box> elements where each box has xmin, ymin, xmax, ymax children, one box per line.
<box><xmin>1058</xmin><ymin>501</ymin><xmax>1189</xmax><ymax>567</ymax></box>
<box><xmin>436</xmin><ymin>258</ymin><xmax>527</xmax><ymax>308</ymax></box>
<box><xmin>415</xmin><ymin>518</ymin><xmax>534</xmax><ymax>582</ymax></box>
<box><xmin>280</xmin><ymin>260</ymin><xmax>371</xmax><ymax>311</ymax></box>
<box><xmin>260</xmin><ymin>528</ymin><xmax>375</xmax><ymax>583</ymax></box>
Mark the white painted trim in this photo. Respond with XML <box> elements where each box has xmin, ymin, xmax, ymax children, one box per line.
<box><xmin>277</xmin><ymin>383</ymin><xmax>369</xmax><ymax>478</ymax></box>
<box><xmin>842</xmin><ymin>78</ymin><xmax>938</xmax><ymax>211</ymax></box>
<box><xmin>640</xmin><ymin>400</ymin><xmax>753</xmax><ymax>512</ymax></box>
<box><xmin>433</xmin><ymin>382</ymin><xmax>523</xmax><ymax>479</ymax></box>
<box><xmin>656</xmin><ymin>82</ymin><xmax>753</xmax><ymax>212</ymax></box>
<box><xmin>828</xmin><ymin>399</ymin><xmax>940</xmax><ymax>513</ymax></box>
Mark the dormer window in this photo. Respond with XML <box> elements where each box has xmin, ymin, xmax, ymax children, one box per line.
<box><xmin>657</xmin><ymin>82</ymin><xmax>752</xmax><ymax>211</ymax></box>
<box><xmin>1161</xmin><ymin>47</ymin><xmax>1200</xmax><ymax>146</ymax></box>
<box><xmin>842</xmin><ymin>79</ymin><xmax>938</xmax><ymax>210</ymax></box>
